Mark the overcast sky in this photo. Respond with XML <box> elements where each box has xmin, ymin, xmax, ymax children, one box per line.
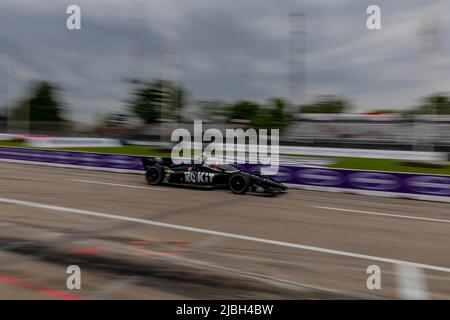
<box><xmin>0</xmin><ymin>0</ymin><xmax>449</xmax><ymax>123</ymax></box>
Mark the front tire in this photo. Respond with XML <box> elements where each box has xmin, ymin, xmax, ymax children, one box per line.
<box><xmin>146</xmin><ymin>165</ymin><xmax>164</xmax><ymax>185</ymax></box>
<box><xmin>228</xmin><ymin>173</ymin><xmax>250</xmax><ymax>194</ymax></box>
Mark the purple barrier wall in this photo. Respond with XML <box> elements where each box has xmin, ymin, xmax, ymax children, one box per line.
<box><xmin>0</xmin><ymin>147</ymin><xmax>449</xmax><ymax>197</ymax></box>
<box><xmin>237</xmin><ymin>164</ymin><xmax>450</xmax><ymax>197</ymax></box>
<box><xmin>0</xmin><ymin>147</ymin><xmax>143</xmax><ymax>171</ymax></box>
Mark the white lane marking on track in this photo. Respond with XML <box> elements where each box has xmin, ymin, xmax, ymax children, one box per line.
<box><xmin>0</xmin><ymin>196</ymin><xmax>449</xmax><ymax>273</ymax></box>
<box><xmin>313</xmin><ymin>206</ymin><xmax>450</xmax><ymax>224</ymax></box>
<box><xmin>395</xmin><ymin>265</ymin><xmax>430</xmax><ymax>300</ymax></box>
<box><xmin>67</xmin><ymin>179</ymin><xmax>169</xmax><ymax>192</ymax></box>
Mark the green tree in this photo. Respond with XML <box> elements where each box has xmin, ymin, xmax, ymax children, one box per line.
<box><xmin>267</xmin><ymin>98</ymin><xmax>293</xmax><ymax>129</ymax></box>
<box><xmin>11</xmin><ymin>81</ymin><xmax>65</xmax><ymax>123</ymax></box>
<box><xmin>252</xmin><ymin>98</ymin><xmax>293</xmax><ymax>130</ymax></box>
<box><xmin>227</xmin><ymin>100</ymin><xmax>260</xmax><ymax>121</ymax></box>
<box><xmin>299</xmin><ymin>95</ymin><xmax>351</xmax><ymax>113</ymax></box>
<box><xmin>128</xmin><ymin>80</ymin><xmax>187</xmax><ymax>124</ymax></box>
<box><xmin>413</xmin><ymin>94</ymin><xmax>450</xmax><ymax>114</ymax></box>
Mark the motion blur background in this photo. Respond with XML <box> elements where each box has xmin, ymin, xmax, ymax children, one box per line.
<box><xmin>0</xmin><ymin>0</ymin><xmax>449</xmax><ymax>300</ymax></box>
<box><xmin>0</xmin><ymin>0</ymin><xmax>449</xmax><ymax>147</ymax></box>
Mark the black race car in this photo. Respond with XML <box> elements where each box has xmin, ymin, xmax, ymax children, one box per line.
<box><xmin>141</xmin><ymin>157</ymin><xmax>287</xmax><ymax>195</ymax></box>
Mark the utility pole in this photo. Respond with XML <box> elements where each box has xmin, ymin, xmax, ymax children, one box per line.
<box><xmin>289</xmin><ymin>12</ymin><xmax>307</xmax><ymax>112</ymax></box>
<box><xmin>417</xmin><ymin>1</ymin><xmax>443</xmax><ymax>152</ymax></box>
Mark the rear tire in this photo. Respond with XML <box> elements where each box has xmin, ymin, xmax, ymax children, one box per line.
<box><xmin>146</xmin><ymin>165</ymin><xmax>164</xmax><ymax>185</ymax></box>
<box><xmin>228</xmin><ymin>173</ymin><xmax>250</xmax><ymax>194</ymax></box>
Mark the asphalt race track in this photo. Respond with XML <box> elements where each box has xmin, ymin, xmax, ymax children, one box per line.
<box><xmin>0</xmin><ymin>162</ymin><xmax>448</xmax><ymax>299</ymax></box>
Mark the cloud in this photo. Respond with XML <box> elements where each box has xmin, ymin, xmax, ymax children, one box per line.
<box><xmin>0</xmin><ymin>0</ymin><xmax>448</xmax><ymax>123</ymax></box>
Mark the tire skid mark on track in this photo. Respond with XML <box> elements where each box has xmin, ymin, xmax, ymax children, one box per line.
<box><xmin>0</xmin><ymin>192</ymin><xmax>246</xmax><ymax>277</ymax></box>
<box><xmin>0</xmin><ymin>236</ymin><xmax>353</xmax><ymax>299</ymax></box>
<box><xmin>0</xmin><ymin>273</ymin><xmax>85</xmax><ymax>300</ymax></box>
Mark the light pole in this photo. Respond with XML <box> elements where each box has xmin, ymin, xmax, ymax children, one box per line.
<box><xmin>289</xmin><ymin>12</ymin><xmax>307</xmax><ymax>112</ymax></box>
<box><xmin>417</xmin><ymin>1</ymin><xmax>443</xmax><ymax>152</ymax></box>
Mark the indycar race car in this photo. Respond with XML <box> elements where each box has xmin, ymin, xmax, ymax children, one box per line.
<box><xmin>141</xmin><ymin>157</ymin><xmax>287</xmax><ymax>195</ymax></box>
